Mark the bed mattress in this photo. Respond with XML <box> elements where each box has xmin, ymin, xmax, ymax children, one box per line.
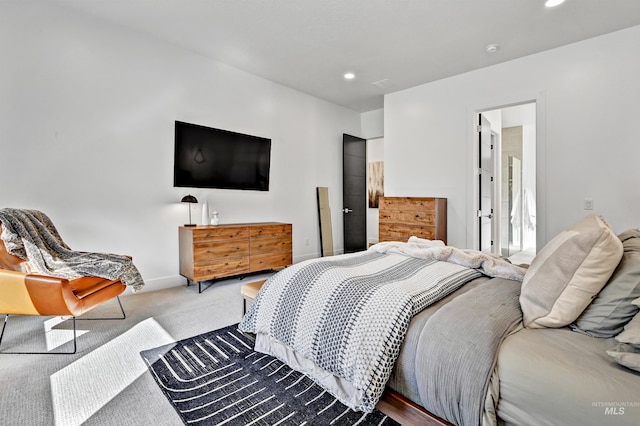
<box><xmin>388</xmin><ymin>280</ymin><xmax>640</xmax><ymax>426</ymax></box>
<box><xmin>496</xmin><ymin>327</ymin><xmax>640</xmax><ymax>425</ymax></box>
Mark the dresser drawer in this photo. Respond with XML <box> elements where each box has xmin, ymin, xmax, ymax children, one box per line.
<box><xmin>249</xmin><ymin>252</ymin><xmax>292</xmax><ymax>272</ymax></box>
<box><xmin>192</xmin><ymin>257</ymin><xmax>250</xmax><ymax>281</ymax></box>
<box><xmin>193</xmin><ymin>240</ymin><xmax>249</xmax><ymax>260</ymax></box>
<box><xmin>379</xmin><ymin>224</ymin><xmax>436</xmax><ymax>242</ymax></box>
<box><xmin>379</xmin><ymin>197</ymin><xmax>436</xmax><ymax>212</ymax></box>
<box><xmin>192</xmin><ymin>226</ymin><xmax>249</xmax><ymax>243</ymax></box>
<box><xmin>250</xmin><ymin>224</ymin><xmax>292</xmax><ymax>239</ymax></box>
<box><xmin>250</xmin><ymin>237</ymin><xmax>292</xmax><ymax>255</ymax></box>
<box><xmin>379</xmin><ymin>210</ymin><xmax>436</xmax><ymax>226</ymax></box>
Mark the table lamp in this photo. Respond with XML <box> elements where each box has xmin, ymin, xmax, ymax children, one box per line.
<box><xmin>181</xmin><ymin>195</ymin><xmax>198</xmax><ymax>226</ymax></box>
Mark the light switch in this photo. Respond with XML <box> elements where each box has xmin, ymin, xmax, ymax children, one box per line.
<box><xmin>583</xmin><ymin>198</ymin><xmax>594</xmax><ymax>210</ymax></box>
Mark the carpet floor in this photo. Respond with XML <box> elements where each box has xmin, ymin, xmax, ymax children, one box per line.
<box><xmin>0</xmin><ymin>274</ymin><xmax>273</xmax><ymax>426</ymax></box>
<box><xmin>142</xmin><ymin>324</ymin><xmax>399</xmax><ymax>426</ymax></box>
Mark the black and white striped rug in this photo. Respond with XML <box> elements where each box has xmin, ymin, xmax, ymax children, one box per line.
<box><xmin>141</xmin><ymin>324</ymin><xmax>400</xmax><ymax>426</ymax></box>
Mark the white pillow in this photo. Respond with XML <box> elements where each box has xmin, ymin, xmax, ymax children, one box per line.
<box><xmin>520</xmin><ymin>215</ymin><xmax>623</xmax><ymax>328</ymax></box>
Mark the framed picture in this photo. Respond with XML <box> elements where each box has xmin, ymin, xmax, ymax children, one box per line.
<box><xmin>368</xmin><ymin>161</ymin><xmax>384</xmax><ymax>208</ymax></box>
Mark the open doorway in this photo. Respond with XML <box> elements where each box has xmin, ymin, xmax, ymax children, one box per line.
<box><xmin>478</xmin><ymin>102</ymin><xmax>536</xmax><ymax>264</ymax></box>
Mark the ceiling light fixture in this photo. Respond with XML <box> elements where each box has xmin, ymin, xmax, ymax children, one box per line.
<box><xmin>545</xmin><ymin>0</ymin><xmax>565</xmax><ymax>7</ymax></box>
<box><xmin>486</xmin><ymin>44</ymin><xmax>499</xmax><ymax>53</ymax></box>
<box><xmin>344</xmin><ymin>72</ymin><xmax>355</xmax><ymax>80</ymax></box>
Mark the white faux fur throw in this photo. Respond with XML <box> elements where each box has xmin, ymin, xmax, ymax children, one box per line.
<box><xmin>369</xmin><ymin>236</ymin><xmax>527</xmax><ymax>282</ymax></box>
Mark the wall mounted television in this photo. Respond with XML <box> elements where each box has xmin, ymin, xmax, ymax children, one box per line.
<box><xmin>174</xmin><ymin>121</ymin><xmax>271</xmax><ymax>191</ymax></box>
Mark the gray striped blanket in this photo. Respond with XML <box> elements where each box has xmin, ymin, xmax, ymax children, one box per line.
<box><xmin>239</xmin><ymin>250</ymin><xmax>484</xmax><ymax>412</ymax></box>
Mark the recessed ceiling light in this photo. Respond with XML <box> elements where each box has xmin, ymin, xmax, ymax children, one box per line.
<box><xmin>486</xmin><ymin>44</ymin><xmax>499</xmax><ymax>53</ymax></box>
<box><xmin>344</xmin><ymin>72</ymin><xmax>355</xmax><ymax>80</ymax></box>
<box><xmin>545</xmin><ymin>0</ymin><xmax>565</xmax><ymax>7</ymax></box>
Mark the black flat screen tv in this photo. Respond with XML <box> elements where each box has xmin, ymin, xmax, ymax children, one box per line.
<box><xmin>174</xmin><ymin>121</ymin><xmax>271</xmax><ymax>191</ymax></box>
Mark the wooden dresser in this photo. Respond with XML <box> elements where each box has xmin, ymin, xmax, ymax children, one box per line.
<box><xmin>378</xmin><ymin>197</ymin><xmax>447</xmax><ymax>244</ymax></box>
<box><xmin>178</xmin><ymin>222</ymin><xmax>292</xmax><ymax>292</ymax></box>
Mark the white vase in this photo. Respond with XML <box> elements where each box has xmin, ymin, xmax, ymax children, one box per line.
<box><xmin>211</xmin><ymin>210</ymin><xmax>219</xmax><ymax>225</ymax></box>
<box><xmin>201</xmin><ymin>201</ymin><xmax>209</xmax><ymax>225</ymax></box>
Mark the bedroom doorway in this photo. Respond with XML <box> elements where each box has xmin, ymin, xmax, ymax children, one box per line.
<box><xmin>343</xmin><ymin>134</ymin><xmax>367</xmax><ymax>253</ymax></box>
<box><xmin>476</xmin><ymin>103</ymin><xmax>537</xmax><ymax>263</ymax></box>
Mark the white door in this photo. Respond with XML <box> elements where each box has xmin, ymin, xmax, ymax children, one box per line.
<box><xmin>478</xmin><ymin>114</ymin><xmax>495</xmax><ymax>253</ymax></box>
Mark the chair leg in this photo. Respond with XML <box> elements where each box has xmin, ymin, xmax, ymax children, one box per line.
<box><xmin>0</xmin><ymin>296</ymin><xmax>125</xmax><ymax>355</ymax></box>
<box><xmin>78</xmin><ymin>296</ymin><xmax>126</xmax><ymax>320</ymax></box>
<box><xmin>0</xmin><ymin>314</ymin><xmax>9</xmax><ymax>348</ymax></box>
<box><xmin>0</xmin><ymin>314</ymin><xmax>77</xmax><ymax>355</ymax></box>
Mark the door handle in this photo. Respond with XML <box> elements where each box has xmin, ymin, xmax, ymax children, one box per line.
<box><xmin>343</xmin><ymin>208</ymin><xmax>353</xmax><ymax>214</ymax></box>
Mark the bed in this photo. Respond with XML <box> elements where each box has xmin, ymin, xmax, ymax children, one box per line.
<box><xmin>240</xmin><ymin>197</ymin><xmax>640</xmax><ymax>425</ymax></box>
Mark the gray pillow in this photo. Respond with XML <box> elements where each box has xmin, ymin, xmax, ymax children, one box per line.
<box><xmin>615</xmin><ymin>297</ymin><xmax>640</xmax><ymax>345</ymax></box>
<box><xmin>572</xmin><ymin>229</ymin><xmax>640</xmax><ymax>338</ymax></box>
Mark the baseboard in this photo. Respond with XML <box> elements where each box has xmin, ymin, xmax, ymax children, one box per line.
<box><xmin>127</xmin><ymin>275</ymin><xmax>186</xmax><ymax>294</ymax></box>
<box><xmin>294</xmin><ymin>252</ymin><xmax>320</xmax><ymax>262</ymax></box>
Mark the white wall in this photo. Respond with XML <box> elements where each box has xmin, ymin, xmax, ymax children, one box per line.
<box><xmin>361</xmin><ymin>109</ymin><xmax>384</xmax><ymax>140</ymax></box>
<box><xmin>366</xmin><ymin>138</ymin><xmax>384</xmax><ymax>244</ymax></box>
<box><xmin>385</xmin><ymin>25</ymin><xmax>640</xmax><ymax>248</ymax></box>
<box><xmin>0</xmin><ymin>2</ymin><xmax>360</xmax><ymax>292</ymax></box>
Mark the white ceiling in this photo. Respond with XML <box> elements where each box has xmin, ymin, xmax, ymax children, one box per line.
<box><xmin>52</xmin><ymin>0</ymin><xmax>640</xmax><ymax>112</ymax></box>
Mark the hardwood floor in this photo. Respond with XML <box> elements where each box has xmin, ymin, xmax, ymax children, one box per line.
<box><xmin>378</xmin><ymin>391</ymin><xmax>451</xmax><ymax>426</ymax></box>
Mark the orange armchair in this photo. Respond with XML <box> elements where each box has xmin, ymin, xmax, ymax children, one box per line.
<box><xmin>0</xmin><ymin>225</ymin><xmax>127</xmax><ymax>354</ymax></box>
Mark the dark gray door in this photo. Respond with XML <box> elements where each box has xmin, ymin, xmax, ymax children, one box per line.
<box><xmin>343</xmin><ymin>134</ymin><xmax>367</xmax><ymax>253</ymax></box>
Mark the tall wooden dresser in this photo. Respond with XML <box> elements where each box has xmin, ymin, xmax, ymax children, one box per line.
<box><xmin>179</xmin><ymin>222</ymin><xmax>292</xmax><ymax>292</ymax></box>
<box><xmin>378</xmin><ymin>197</ymin><xmax>447</xmax><ymax>244</ymax></box>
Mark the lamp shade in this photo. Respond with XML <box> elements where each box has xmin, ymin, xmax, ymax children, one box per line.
<box><xmin>181</xmin><ymin>195</ymin><xmax>198</xmax><ymax>204</ymax></box>
<box><xmin>181</xmin><ymin>195</ymin><xmax>198</xmax><ymax>226</ymax></box>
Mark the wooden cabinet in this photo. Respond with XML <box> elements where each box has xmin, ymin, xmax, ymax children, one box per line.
<box><xmin>179</xmin><ymin>222</ymin><xmax>292</xmax><ymax>291</ymax></box>
<box><xmin>378</xmin><ymin>197</ymin><xmax>447</xmax><ymax>244</ymax></box>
